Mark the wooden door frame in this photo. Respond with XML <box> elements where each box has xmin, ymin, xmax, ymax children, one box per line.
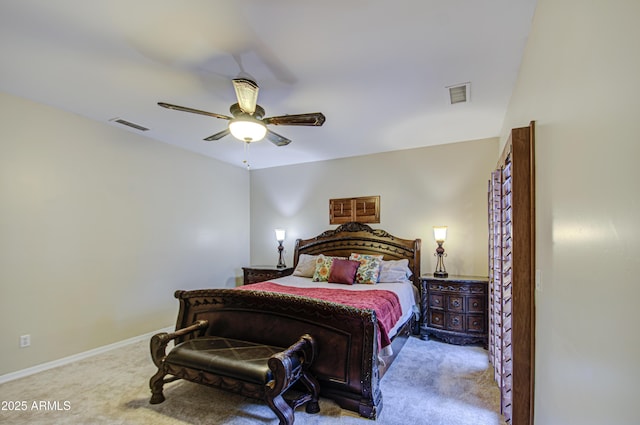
<box><xmin>511</xmin><ymin>123</ymin><xmax>535</xmax><ymax>425</ymax></box>
<box><xmin>496</xmin><ymin>122</ymin><xmax>536</xmax><ymax>425</ymax></box>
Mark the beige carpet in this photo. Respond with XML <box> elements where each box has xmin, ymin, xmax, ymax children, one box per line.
<box><xmin>0</xmin><ymin>336</ymin><xmax>506</xmax><ymax>425</ymax></box>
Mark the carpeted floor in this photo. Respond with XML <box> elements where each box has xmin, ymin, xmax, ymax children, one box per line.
<box><xmin>0</xmin><ymin>336</ymin><xmax>506</xmax><ymax>425</ymax></box>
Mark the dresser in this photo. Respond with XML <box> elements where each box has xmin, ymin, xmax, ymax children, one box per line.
<box><xmin>420</xmin><ymin>275</ymin><xmax>488</xmax><ymax>347</ymax></box>
<box><xmin>242</xmin><ymin>266</ymin><xmax>294</xmax><ymax>285</ymax></box>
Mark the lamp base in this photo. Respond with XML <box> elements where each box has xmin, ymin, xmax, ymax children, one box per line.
<box><xmin>433</xmin><ymin>271</ymin><xmax>448</xmax><ymax>278</ymax></box>
<box><xmin>277</xmin><ymin>242</ymin><xmax>285</xmax><ymax>268</ymax></box>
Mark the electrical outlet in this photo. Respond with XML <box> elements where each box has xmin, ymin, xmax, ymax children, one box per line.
<box><xmin>19</xmin><ymin>334</ymin><xmax>31</xmax><ymax>348</ymax></box>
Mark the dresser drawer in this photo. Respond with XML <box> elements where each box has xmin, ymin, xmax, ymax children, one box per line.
<box><xmin>447</xmin><ymin>295</ymin><xmax>464</xmax><ymax>312</ymax></box>
<box><xmin>446</xmin><ymin>313</ymin><xmax>464</xmax><ymax>331</ymax></box>
<box><xmin>429</xmin><ymin>294</ymin><xmax>445</xmax><ymax>310</ymax></box>
<box><xmin>467</xmin><ymin>296</ymin><xmax>485</xmax><ymax>313</ymax></box>
<box><xmin>429</xmin><ymin>311</ymin><xmax>445</xmax><ymax>329</ymax></box>
<box><xmin>466</xmin><ymin>315</ymin><xmax>485</xmax><ymax>333</ymax></box>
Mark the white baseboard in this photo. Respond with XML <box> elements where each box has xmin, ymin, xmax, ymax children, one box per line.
<box><xmin>0</xmin><ymin>326</ymin><xmax>173</xmax><ymax>385</ymax></box>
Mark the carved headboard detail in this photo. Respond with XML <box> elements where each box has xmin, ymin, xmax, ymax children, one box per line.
<box><xmin>293</xmin><ymin>222</ymin><xmax>421</xmax><ymax>290</ymax></box>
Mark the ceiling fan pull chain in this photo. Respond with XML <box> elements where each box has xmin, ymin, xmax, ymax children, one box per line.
<box><xmin>243</xmin><ymin>141</ymin><xmax>251</xmax><ymax>169</ymax></box>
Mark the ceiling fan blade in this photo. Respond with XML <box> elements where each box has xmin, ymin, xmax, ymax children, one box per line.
<box><xmin>158</xmin><ymin>102</ymin><xmax>232</xmax><ymax>120</ymax></box>
<box><xmin>266</xmin><ymin>129</ymin><xmax>291</xmax><ymax>147</ymax></box>
<box><xmin>203</xmin><ymin>128</ymin><xmax>230</xmax><ymax>141</ymax></box>
<box><xmin>232</xmin><ymin>78</ymin><xmax>259</xmax><ymax>115</ymax></box>
<box><xmin>263</xmin><ymin>112</ymin><xmax>326</xmax><ymax>126</ymax></box>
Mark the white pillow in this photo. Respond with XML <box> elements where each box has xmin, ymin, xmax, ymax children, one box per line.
<box><xmin>378</xmin><ymin>259</ymin><xmax>412</xmax><ymax>282</ymax></box>
<box><xmin>293</xmin><ymin>254</ymin><xmax>318</xmax><ymax>277</ymax></box>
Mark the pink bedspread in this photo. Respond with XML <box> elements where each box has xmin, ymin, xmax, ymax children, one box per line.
<box><xmin>237</xmin><ymin>282</ymin><xmax>402</xmax><ymax>348</ymax></box>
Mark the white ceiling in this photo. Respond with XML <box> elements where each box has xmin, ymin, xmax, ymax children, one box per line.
<box><xmin>0</xmin><ymin>0</ymin><xmax>537</xmax><ymax>169</ymax></box>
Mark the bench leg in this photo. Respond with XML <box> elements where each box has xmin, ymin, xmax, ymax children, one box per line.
<box><xmin>149</xmin><ymin>368</ymin><xmax>167</xmax><ymax>404</ymax></box>
<box><xmin>280</xmin><ymin>370</ymin><xmax>321</xmax><ymax>419</ymax></box>
<box><xmin>267</xmin><ymin>394</ymin><xmax>294</xmax><ymax>425</ymax></box>
<box><xmin>300</xmin><ymin>371</ymin><xmax>321</xmax><ymax>414</ymax></box>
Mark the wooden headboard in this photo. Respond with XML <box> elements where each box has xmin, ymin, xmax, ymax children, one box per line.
<box><xmin>293</xmin><ymin>222</ymin><xmax>422</xmax><ymax>289</ymax></box>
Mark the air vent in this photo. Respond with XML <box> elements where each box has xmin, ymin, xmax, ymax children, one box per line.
<box><xmin>446</xmin><ymin>82</ymin><xmax>471</xmax><ymax>105</ymax></box>
<box><xmin>109</xmin><ymin>118</ymin><xmax>149</xmax><ymax>131</ymax></box>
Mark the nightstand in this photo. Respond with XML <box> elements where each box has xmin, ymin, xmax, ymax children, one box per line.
<box><xmin>242</xmin><ymin>265</ymin><xmax>294</xmax><ymax>285</ymax></box>
<box><xmin>420</xmin><ymin>274</ymin><xmax>488</xmax><ymax>347</ymax></box>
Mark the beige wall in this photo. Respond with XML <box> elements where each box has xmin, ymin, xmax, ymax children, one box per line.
<box><xmin>249</xmin><ymin>138</ymin><xmax>498</xmax><ymax>277</ymax></box>
<box><xmin>501</xmin><ymin>1</ymin><xmax>640</xmax><ymax>424</ymax></box>
<box><xmin>0</xmin><ymin>92</ymin><xmax>250</xmax><ymax>375</ymax></box>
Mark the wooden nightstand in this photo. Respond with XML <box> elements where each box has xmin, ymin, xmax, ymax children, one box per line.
<box><xmin>420</xmin><ymin>274</ymin><xmax>488</xmax><ymax>347</ymax></box>
<box><xmin>242</xmin><ymin>266</ymin><xmax>294</xmax><ymax>285</ymax></box>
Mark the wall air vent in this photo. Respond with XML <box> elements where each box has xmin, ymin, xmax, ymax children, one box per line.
<box><xmin>109</xmin><ymin>117</ymin><xmax>149</xmax><ymax>131</ymax></box>
<box><xmin>446</xmin><ymin>82</ymin><xmax>471</xmax><ymax>105</ymax></box>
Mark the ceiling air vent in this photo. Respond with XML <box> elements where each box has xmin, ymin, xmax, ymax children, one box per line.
<box><xmin>446</xmin><ymin>82</ymin><xmax>471</xmax><ymax>105</ymax></box>
<box><xmin>109</xmin><ymin>117</ymin><xmax>149</xmax><ymax>131</ymax></box>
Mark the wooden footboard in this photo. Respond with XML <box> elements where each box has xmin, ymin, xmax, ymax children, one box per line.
<box><xmin>173</xmin><ymin>288</ymin><xmax>384</xmax><ymax>418</ymax></box>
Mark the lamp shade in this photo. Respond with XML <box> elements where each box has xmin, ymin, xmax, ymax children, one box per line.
<box><xmin>229</xmin><ymin>118</ymin><xmax>267</xmax><ymax>142</ymax></box>
<box><xmin>275</xmin><ymin>229</ymin><xmax>286</xmax><ymax>242</ymax></box>
<box><xmin>433</xmin><ymin>226</ymin><xmax>447</xmax><ymax>242</ymax></box>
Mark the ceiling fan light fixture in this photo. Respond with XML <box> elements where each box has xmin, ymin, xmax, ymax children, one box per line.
<box><xmin>159</xmin><ymin>78</ymin><xmax>324</xmax><ymax>147</ymax></box>
<box><xmin>229</xmin><ymin>118</ymin><xmax>267</xmax><ymax>142</ymax></box>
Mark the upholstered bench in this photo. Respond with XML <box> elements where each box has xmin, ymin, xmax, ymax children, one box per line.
<box><xmin>149</xmin><ymin>320</ymin><xmax>320</xmax><ymax>425</ymax></box>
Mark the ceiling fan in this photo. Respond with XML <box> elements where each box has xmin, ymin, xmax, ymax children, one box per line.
<box><xmin>158</xmin><ymin>78</ymin><xmax>326</xmax><ymax>146</ymax></box>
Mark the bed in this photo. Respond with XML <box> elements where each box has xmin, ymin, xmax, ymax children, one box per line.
<box><xmin>169</xmin><ymin>222</ymin><xmax>421</xmax><ymax>419</ymax></box>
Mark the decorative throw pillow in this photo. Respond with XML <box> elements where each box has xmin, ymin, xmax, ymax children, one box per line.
<box><xmin>378</xmin><ymin>259</ymin><xmax>412</xmax><ymax>282</ymax></box>
<box><xmin>328</xmin><ymin>259</ymin><xmax>360</xmax><ymax>285</ymax></box>
<box><xmin>349</xmin><ymin>253</ymin><xmax>383</xmax><ymax>284</ymax></box>
<box><xmin>293</xmin><ymin>254</ymin><xmax>318</xmax><ymax>277</ymax></box>
<box><xmin>312</xmin><ymin>254</ymin><xmax>335</xmax><ymax>282</ymax></box>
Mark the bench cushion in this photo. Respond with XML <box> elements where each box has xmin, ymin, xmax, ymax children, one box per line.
<box><xmin>166</xmin><ymin>336</ymin><xmax>299</xmax><ymax>385</ymax></box>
